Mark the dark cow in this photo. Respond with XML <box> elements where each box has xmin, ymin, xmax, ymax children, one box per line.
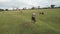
<box><xmin>41</xmin><ymin>12</ymin><xmax>44</xmax><ymax>15</ymax></box>
<box><xmin>39</xmin><ymin>12</ymin><xmax>44</xmax><ymax>15</ymax></box>
<box><xmin>32</xmin><ymin>16</ymin><xmax>36</xmax><ymax>22</ymax></box>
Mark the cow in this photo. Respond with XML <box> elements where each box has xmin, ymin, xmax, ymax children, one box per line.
<box><xmin>32</xmin><ymin>12</ymin><xmax>36</xmax><ymax>23</ymax></box>
<box><xmin>39</xmin><ymin>12</ymin><xmax>44</xmax><ymax>15</ymax></box>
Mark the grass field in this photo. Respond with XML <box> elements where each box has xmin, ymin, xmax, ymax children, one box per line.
<box><xmin>0</xmin><ymin>8</ymin><xmax>60</xmax><ymax>34</ymax></box>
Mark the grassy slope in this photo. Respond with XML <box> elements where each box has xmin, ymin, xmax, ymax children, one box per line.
<box><xmin>0</xmin><ymin>8</ymin><xmax>60</xmax><ymax>34</ymax></box>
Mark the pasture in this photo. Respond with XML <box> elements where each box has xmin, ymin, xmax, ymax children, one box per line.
<box><xmin>0</xmin><ymin>8</ymin><xmax>60</xmax><ymax>34</ymax></box>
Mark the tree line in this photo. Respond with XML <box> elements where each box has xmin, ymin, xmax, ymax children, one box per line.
<box><xmin>0</xmin><ymin>9</ymin><xmax>8</xmax><ymax>11</ymax></box>
<box><xmin>31</xmin><ymin>5</ymin><xmax>60</xmax><ymax>9</ymax></box>
<box><xmin>0</xmin><ymin>5</ymin><xmax>60</xmax><ymax>11</ymax></box>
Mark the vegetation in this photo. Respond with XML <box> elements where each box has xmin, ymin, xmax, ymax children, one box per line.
<box><xmin>51</xmin><ymin>5</ymin><xmax>55</xmax><ymax>8</ymax></box>
<box><xmin>0</xmin><ymin>9</ymin><xmax>4</xmax><ymax>11</ymax></box>
<box><xmin>0</xmin><ymin>8</ymin><xmax>60</xmax><ymax>34</ymax></box>
<box><xmin>5</xmin><ymin>9</ymin><xmax>8</xmax><ymax>11</ymax></box>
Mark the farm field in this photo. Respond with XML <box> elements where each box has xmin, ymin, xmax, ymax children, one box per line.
<box><xmin>0</xmin><ymin>8</ymin><xmax>60</xmax><ymax>34</ymax></box>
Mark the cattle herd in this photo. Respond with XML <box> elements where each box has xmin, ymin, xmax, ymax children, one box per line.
<box><xmin>19</xmin><ymin>10</ymin><xmax>44</xmax><ymax>23</ymax></box>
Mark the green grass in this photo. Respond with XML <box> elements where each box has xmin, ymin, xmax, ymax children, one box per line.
<box><xmin>0</xmin><ymin>8</ymin><xmax>60</xmax><ymax>34</ymax></box>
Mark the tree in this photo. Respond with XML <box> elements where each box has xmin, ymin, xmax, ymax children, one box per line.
<box><xmin>58</xmin><ymin>7</ymin><xmax>60</xmax><ymax>8</ymax></box>
<box><xmin>31</xmin><ymin>7</ymin><xmax>36</xmax><ymax>9</ymax></box>
<box><xmin>51</xmin><ymin>5</ymin><xmax>55</xmax><ymax>8</ymax></box>
<box><xmin>5</xmin><ymin>9</ymin><xmax>8</xmax><ymax>11</ymax></box>
<box><xmin>0</xmin><ymin>9</ymin><xmax>4</xmax><ymax>11</ymax></box>
<box><xmin>38</xmin><ymin>6</ymin><xmax>40</xmax><ymax>9</ymax></box>
<box><xmin>23</xmin><ymin>7</ymin><xmax>26</xmax><ymax>10</ymax></box>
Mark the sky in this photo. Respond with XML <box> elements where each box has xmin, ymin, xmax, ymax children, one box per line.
<box><xmin>0</xmin><ymin>0</ymin><xmax>60</xmax><ymax>9</ymax></box>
